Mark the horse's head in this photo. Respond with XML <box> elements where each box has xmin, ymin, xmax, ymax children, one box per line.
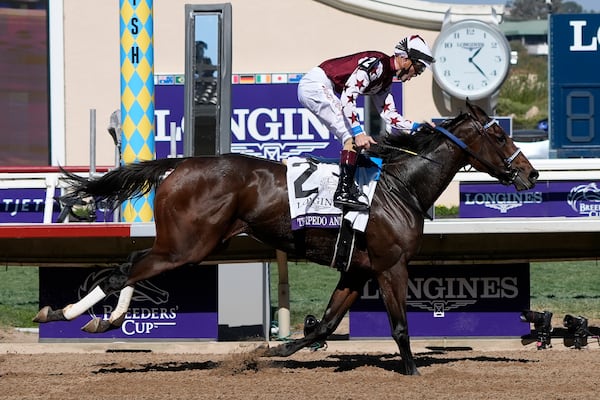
<box><xmin>446</xmin><ymin>100</ymin><xmax>538</xmax><ymax>191</ymax></box>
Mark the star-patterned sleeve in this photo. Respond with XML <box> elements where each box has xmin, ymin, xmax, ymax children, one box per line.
<box><xmin>370</xmin><ymin>90</ymin><xmax>414</xmax><ymax>134</ymax></box>
<box><xmin>340</xmin><ymin>67</ymin><xmax>370</xmax><ymax>137</ymax></box>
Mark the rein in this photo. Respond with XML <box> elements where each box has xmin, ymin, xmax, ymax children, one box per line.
<box><xmin>375</xmin><ymin>143</ymin><xmax>441</xmax><ymax>165</ymax></box>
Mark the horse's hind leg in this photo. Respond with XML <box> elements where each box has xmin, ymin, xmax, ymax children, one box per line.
<box><xmin>33</xmin><ymin>251</ymin><xmax>146</xmax><ymax>331</ymax></box>
<box><xmin>80</xmin><ymin>285</ymin><xmax>135</xmax><ymax>333</ymax></box>
<box><xmin>377</xmin><ymin>264</ymin><xmax>419</xmax><ymax>375</ymax></box>
<box><xmin>33</xmin><ymin>285</ymin><xmax>108</xmax><ymax>323</ymax></box>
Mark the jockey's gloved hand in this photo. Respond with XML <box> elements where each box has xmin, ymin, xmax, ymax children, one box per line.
<box><xmin>410</xmin><ymin>122</ymin><xmax>422</xmax><ymax>135</ymax></box>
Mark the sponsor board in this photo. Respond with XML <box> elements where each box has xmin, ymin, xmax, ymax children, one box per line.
<box><xmin>349</xmin><ymin>263</ymin><xmax>530</xmax><ymax>338</ymax></box>
<box><xmin>550</xmin><ymin>14</ymin><xmax>600</xmax><ymax>157</ymax></box>
<box><xmin>39</xmin><ymin>265</ymin><xmax>217</xmax><ymax>340</ymax></box>
<box><xmin>0</xmin><ymin>188</ymin><xmax>60</xmax><ymax>223</ymax></box>
<box><xmin>460</xmin><ymin>180</ymin><xmax>600</xmax><ymax>217</ymax></box>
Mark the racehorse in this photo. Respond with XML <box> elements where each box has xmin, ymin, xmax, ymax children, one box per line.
<box><xmin>34</xmin><ymin>101</ymin><xmax>538</xmax><ymax>375</ymax></box>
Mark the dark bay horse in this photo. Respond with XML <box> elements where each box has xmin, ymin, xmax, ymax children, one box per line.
<box><xmin>34</xmin><ymin>101</ymin><xmax>538</xmax><ymax>375</ymax></box>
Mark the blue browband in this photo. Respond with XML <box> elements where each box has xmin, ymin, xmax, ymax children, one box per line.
<box><xmin>435</xmin><ymin>118</ymin><xmax>499</xmax><ymax>150</ymax></box>
<box><xmin>434</xmin><ymin>126</ymin><xmax>467</xmax><ymax>150</ymax></box>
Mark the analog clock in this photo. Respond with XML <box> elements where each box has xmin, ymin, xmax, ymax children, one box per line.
<box><xmin>432</xmin><ymin>19</ymin><xmax>510</xmax><ymax>100</ymax></box>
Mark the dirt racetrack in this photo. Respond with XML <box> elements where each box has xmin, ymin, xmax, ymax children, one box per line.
<box><xmin>1</xmin><ymin>328</ymin><xmax>599</xmax><ymax>400</ymax></box>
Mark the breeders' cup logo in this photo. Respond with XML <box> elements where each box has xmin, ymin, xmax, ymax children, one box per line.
<box><xmin>78</xmin><ymin>269</ymin><xmax>177</xmax><ymax>336</ymax></box>
<box><xmin>231</xmin><ymin>107</ymin><xmax>362</xmax><ymax>160</ymax></box>
<box><xmin>567</xmin><ymin>182</ymin><xmax>600</xmax><ymax>216</ymax></box>
<box><xmin>463</xmin><ymin>191</ymin><xmax>543</xmax><ymax>213</ymax></box>
<box><xmin>362</xmin><ymin>275</ymin><xmax>519</xmax><ymax>317</ymax></box>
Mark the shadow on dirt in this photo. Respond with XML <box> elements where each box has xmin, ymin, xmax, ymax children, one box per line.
<box><xmin>94</xmin><ymin>361</ymin><xmax>219</xmax><ymax>374</ymax></box>
<box><xmin>93</xmin><ymin>352</ymin><xmax>535</xmax><ymax>375</ymax></box>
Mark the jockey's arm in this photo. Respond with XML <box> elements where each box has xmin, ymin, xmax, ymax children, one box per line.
<box><xmin>370</xmin><ymin>91</ymin><xmax>416</xmax><ymax>135</ymax></box>
<box><xmin>341</xmin><ymin>68</ymin><xmax>377</xmax><ymax>148</ymax></box>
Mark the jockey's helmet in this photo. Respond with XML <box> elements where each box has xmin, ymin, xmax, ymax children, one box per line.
<box><xmin>394</xmin><ymin>35</ymin><xmax>435</xmax><ymax>69</ymax></box>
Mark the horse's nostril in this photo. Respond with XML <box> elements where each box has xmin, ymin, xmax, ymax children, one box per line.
<box><xmin>530</xmin><ymin>169</ymin><xmax>539</xmax><ymax>182</ymax></box>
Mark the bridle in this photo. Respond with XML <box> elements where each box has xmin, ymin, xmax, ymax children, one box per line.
<box><xmin>435</xmin><ymin>115</ymin><xmax>522</xmax><ymax>186</ymax></box>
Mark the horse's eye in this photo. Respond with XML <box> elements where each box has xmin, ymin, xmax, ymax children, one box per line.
<box><xmin>496</xmin><ymin>134</ymin><xmax>507</xmax><ymax>145</ymax></box>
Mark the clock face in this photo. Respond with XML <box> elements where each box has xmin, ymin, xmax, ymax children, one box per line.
<box><xmin>432</xmin><ymin>20</ymin><xmax>510</xmax><ymax>100</ymax></box>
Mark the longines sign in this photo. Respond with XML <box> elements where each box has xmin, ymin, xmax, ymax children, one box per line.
<box><xmin>460</xmin><ymin>180</ymin><xmax>600</xmax><ymax>217</ymax></box>
<box><xmin>350</xmin><ymin>263</ymin><xmax>530</xmax><ymax>338</ymax></box>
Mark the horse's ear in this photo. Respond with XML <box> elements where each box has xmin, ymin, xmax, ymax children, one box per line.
<box><xmin>465</xmin><ymin>98</ymin><xmax>488</xmax><ymax>119</ymax></box>
<box><xmin>465</xmin><ymin>97</ymin><xmax>475</xmax><ymax>114</ymax></box>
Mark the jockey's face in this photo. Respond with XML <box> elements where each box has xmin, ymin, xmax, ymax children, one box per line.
<box><xmin>394</xmin><ymin>56</ymin><xmax>421</xmax><ymax>82</ymax></box>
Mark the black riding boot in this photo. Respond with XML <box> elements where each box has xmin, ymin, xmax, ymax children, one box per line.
<box><xmin>333</xmin><ymin>150</ymin><xmax>369</xmax><ymax>211</ymax></box>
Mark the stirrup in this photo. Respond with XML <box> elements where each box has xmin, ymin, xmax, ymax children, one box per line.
<box><xmin>333</xmin><ymin>191</ymin><xmax>369</xmax><ymax>211</ymax></box>
<box><xmin>334</xmin><ymin>198</ymin><xmax>369</xmax><ymax>211</ymax></box>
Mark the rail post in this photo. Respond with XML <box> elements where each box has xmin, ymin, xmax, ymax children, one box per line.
<box><xmin>119</xmin><ymin>0</ymin><xmax>155</xmax><ymax>222</ymax></box>
<box><xmin>276</xmin><ymin>250</ymin><xmax>291</xmax><ymax>338</ymax></box>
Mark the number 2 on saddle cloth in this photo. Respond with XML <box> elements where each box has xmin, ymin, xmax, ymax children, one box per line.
<box><xmin>285</xmin><ymin>154</ymin><xmax>382</xmax><ymax>271</ymax></box>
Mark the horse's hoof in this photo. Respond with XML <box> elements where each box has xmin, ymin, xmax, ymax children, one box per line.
<box><xmin>33</xmin><ymin>306</ymin><xmax>66</xmax><ymax>323</ymax></box>
<box><xmin>263</xmin><ymin>342</ymin><xmax>294</xmax><ymax>357</ymax></box>
<box><xmin>81</xmin><ymin>318</ymin><xmax>114</xmax><ymax>333</ymax></box>
<box><xmin>32</xmin><ymin>306</ymin><xmax>51</xmax><ymax>323</ymax></box>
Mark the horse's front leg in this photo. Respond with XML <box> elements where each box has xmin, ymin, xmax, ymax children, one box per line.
<box><xmin>377</xmin><ymin>263</ymin><xmax>419</xmax><ymax>375</ymax></box>
<box><xmin>267</xmin><ymin>270</ymin><xmax>369</xmax><ymax>357</ymax></box>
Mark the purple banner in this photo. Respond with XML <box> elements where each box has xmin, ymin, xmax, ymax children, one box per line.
<box><xmin>154</xmin><ymin>78</ymin><xmax>404</xmax><ymax>161</ymax></box>
<box><xmin>155</xmin><ymin>83</ymin><xmax>184</xmax><ymax>159</ymax></box>
<box><xmin>231</xmin><ymin>83</ymin><xmax>343</xmax><ymax>160</ymax></box>
<box><xmin>350</xmin><ymin>263</ymin><xmax>530</xmax><ymax>338</ymax></box>
<box><xmin>39</xmin><ymin>264</ymin><xmax>217</xmax><ymax>340</ymax></box>
<box><xmin>0</xmin><ymin>188</ymin><xmax>60</xmax><ymax>223</ymax></box>
<box><xmin>460</xmin><ymin>180</ymin><xmax>600</xmax><ymax>218</ymax></box>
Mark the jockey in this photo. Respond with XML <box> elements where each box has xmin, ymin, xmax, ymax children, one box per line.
<box><xmin>298</xmin><ymin>35</ymin><xmax>435</xmax><ymax>211</ymax></box>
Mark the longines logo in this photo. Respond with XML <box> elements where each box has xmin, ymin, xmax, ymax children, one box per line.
<box><xmin>79</xmin><ymin>269</ymin><xmax>177</xmax><ymax>336</ymax></box>
<box><xmin>231</xmin><ymin>142</ymin><xmax>330</xmax><ymax>161</ymax></box>
<box><xmin>231</xmin><ymin>107</ymin><xmax>365</xmax><ymax>161</ymax></box>
<box><xmin>567</xmin><ymin>182</ymin><xmax>600</xmax><ymax>216</ymax></box>
<box><xmin>362</xmin><ymin>276</ymin><xmax>519</xmax><ymax>317</ymax></box>
<box><xmin>463</xmin><ymin>191</ymin><xmax>543</xmax><ymax>213</ymax></box>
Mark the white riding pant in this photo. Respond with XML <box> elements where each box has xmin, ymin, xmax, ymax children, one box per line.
<box><xmin>297</xmin><ymin>67</ymin><xmax>353</xmax><ymax>145</ymax></box>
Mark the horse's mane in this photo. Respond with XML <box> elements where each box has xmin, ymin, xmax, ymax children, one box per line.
<box><xmin>366</xmin><ymin>113</ymin><xmax>469</xmax><ymax>163</ymax></box>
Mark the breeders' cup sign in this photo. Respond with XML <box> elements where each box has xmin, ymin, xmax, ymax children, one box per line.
<box><xmin>350</xmin><ymin>263</ymin><xmax>530</xmax><ymax>338</ymax></box>
<box><xmin>39</xmin><ymin>265</ymin><xmax>217</xmax><ymax>340</ymax></box>
<box><xmin>460</xmin><ymin>180</ymin><xmax>600</xmax><ymax>217</ymax></box>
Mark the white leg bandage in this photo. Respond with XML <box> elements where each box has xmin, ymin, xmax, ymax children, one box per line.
<box><xmin>62</xmin><ymin>286</ymin><xmax>107</xmax><ymax>320</ymax></box>
<box><xmin>109</xmin><ymin>285</ymin><xmax>135</xmax><ymax>324</ymax></box>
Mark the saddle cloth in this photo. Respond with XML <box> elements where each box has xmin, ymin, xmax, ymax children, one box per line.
<box><xmin>285</xmin><ymin>156</ymin><xmax>381</xmax><ymax>232</ymax></box>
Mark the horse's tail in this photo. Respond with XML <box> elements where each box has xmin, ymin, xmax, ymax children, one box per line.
<box><xmin>59</xmin><ymin>157</ymin><xmax>189</xmax><ymax>207</ymax></box>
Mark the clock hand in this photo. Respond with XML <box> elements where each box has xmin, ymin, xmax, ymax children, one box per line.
<box><xmin>470</xmin><ymin>46</ymin><xmax>483</xmax><ymax>60</ymax></box>
<box><xmin>471</xmin><ymin>59</ymin><xmax>488</xmax><ymax>79</ymax></box>
<box><xmin>467</xmin><ymin>46</ymin><xmax>487</xmax><ymax>79</ymax></box>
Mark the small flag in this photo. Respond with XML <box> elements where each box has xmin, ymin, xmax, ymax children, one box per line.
<box><xmin>272</xmin><ymin>73</ymin><xmax>288</xmax><ymax>83</ymax></box>
<box><xmin>256</xmin><ymin>74</ymin><xmax>271</xmax><ymax>83</ymax></box>
<box><xmin>240</xmin><ymin>74</ymin><xmax>256</xmax><ymax>84</ymax></box>
<box><xmin>232</xmin><ymin>75</ymin><xmax>240</xmax><ymax>84</ymax></box>
<box><xmin>158</xmin><ymin>75</ymin><xmax>174</xmax><ymax>85</ymax></box>
<box><xmin>287</xmin><ymin>73</ymin><xmax>303</xmax><ymax>83</ymax></box>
